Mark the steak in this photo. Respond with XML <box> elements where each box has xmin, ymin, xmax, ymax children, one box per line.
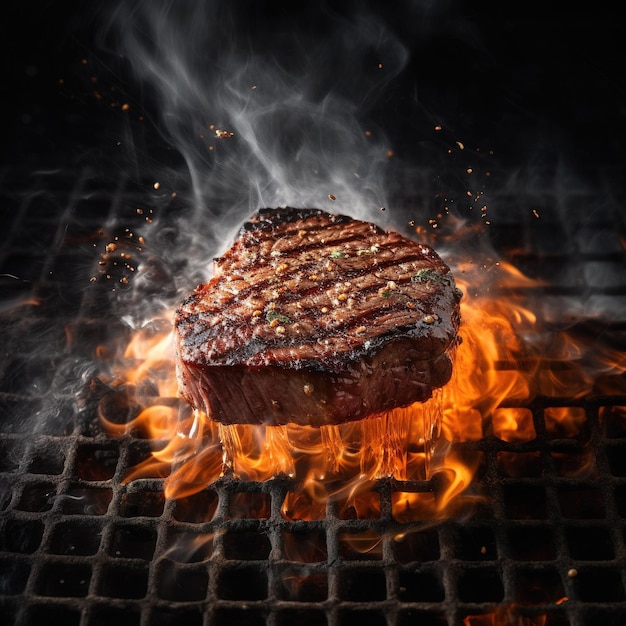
<box><xmin>175</xmin><ymin>207</ymin><xmax>462</xmax><ymax>427</ymax></box>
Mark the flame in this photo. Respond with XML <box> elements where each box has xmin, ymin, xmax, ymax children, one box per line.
<box><xmin>97</xmin><ymin>248</ymin><xmax>625</xmax><ymax>516</ymax></box>
<box><xmin>463</xmin><ymin>605</ymin><xmax>550</xmax><ymax>626</ymax></box>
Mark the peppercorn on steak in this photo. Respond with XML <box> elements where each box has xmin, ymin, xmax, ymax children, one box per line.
<box><xmin>175</xmin><ymin>207</ymin><xmax>461</xmax><ymax>427</ymax></box>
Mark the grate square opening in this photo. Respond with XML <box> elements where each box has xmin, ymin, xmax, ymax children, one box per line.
<box><xmin>616</xmin><ymin>486</ymin><xmax>626</xmax><ymax>518</ymax></box>
<box><xmin>394</xmin><ymin>528</ymin><xmax>440</xmax><ymax>563</ymax></box>
<box><xmin>594</xmin><ymin>372</ymin><xmax>626</xmax><ymax>397</ymax></box>
<box><xmin>339</xmin><ymin>530</ymin><xmax>383</xmax><ymax>561</ymax></box>
<box><xmin>97</xmin><ymin>387</ymin><xmax>144</xmax><ymax>436</ymax></box>
<box><xmin>119</xmin><ymin>488</ymin><xmax>164</xmax><ymax>517</ymax></box>
<box><xmin>338</xmin><ymin>567</ymin><xmax>387</xmax><ymax>602</ymax></box>
<box><xmin>16</xmin><ymin>197</ymin><xmax>62</xmax><ymax>233</ymax></box>
<box><xmin>0</xmin><ymin>356</ymin><xmax>51</xmax><ymax>394</ymax></box>
<box><xmin>537</xmin><ymin>612</ymin><xmax>571</xmax><ymax>626</ymax></box>
<box><xmin>583</xmin><ymin>260</ymin><xmax>625</xmax><ymax>288</ymax></box>
<box><xmin>148</xmin><ymin>606</ymin><xmax>203</xmax><ymax>626</ymax></box>
<box><xmin>551</xmin><ymin>450</ymin><xmax>596</xmax><ymax>477</ymax></box>
<box><xmin>155</xmin><ymin>560</ymin><xmax>208</xmax><ymax>601</ymax></box>
<box><xmin>392</xmin><ymin>491</ymin><xmax>436</xmax><ymax>523</ymax></box>
<box><xmin>0</xmin><ymin>398</ymin><xmax>43</xmax><ymax>436</ymax></box>
<box><xmin>492</xmin><ymin>408</ymin><xmax>536</xmax><ymax>443</ymax></box>
<box><xmin>503</xmin><ymin>483</ymin><xmax>547</xmax><ymax>519</ymax></box>
<box><xmin>457</xmin><ymin>567</ymin><xmax>504</xmax><ymax>602</ymax></box>
<box><xmin>35</xmin><ymin>561</ymin><xmax>91</xmax><ymax>597</ymax></box>
<box><xmin>566</xmin><ymin>524</ymin><xmax>614</xmax><ymax>560</ymax></box>
<box><xmin>126</xmin><ymin>443</ymin><xmax>171</xmax><ymax>479</ymax></box>
<box><xmin>222</xmin><ymin>527</ymin><xmax>271</xmax><ymax>560</ymax></box>
<box><xmin>514</xmin><ymin>567</ymin><xmax>565</xmax><ymax>604</ymax></box>
<box><xmin>229</xmin><ymin>491</ymin><xmax>271</xmax><ymax>519</ymax></box>
<box><xmin>0</xmin><ymin>439</ymin><xmax>23</xmax><ymax>472</ymax></box>
<box><xmin>397</xmin><ymin>609</ymin><xmax>447</xmax><ymax>626</ymax></box>
<box><xmin>581</xmin><ymin>607</ymin><xmax>626</xmax><ymax>626</ymax></box>
<box><xmin>452</xmin><ymin>524</ymin><xmax>497</xmax><ymax>560</ymax></box>
<box><xmin>172</xmin><ymin>488</ymin><xmax>218</xmax><ymax>522</ymax></box>
<box><xmin>216</xmin><ymin>565</ymin><xmax>268</xmax><ymax>600</ymax></box>
<box><xmin>16</xmin><ymin>481</ymin><xmax>56</xmax><ymax>512</ymax></box>
<box><xmin>275</xmin><ymin>609</ymin><xmax>327</xmax><ymax>626</ymax></box>
<box><xmin>35</xmin><ymin>399</ymin><xmax>76</xmax><ymax>437</ymax></box>
<box><xmin>606</xmin><ymin>443</ymin><xmax>626</xmax><ymax>476</ymax></box>
<box><xmin>0</xmin><ymin>599</ymin><xmax>17</xmax><ymax>626</ymax></box>
<box><xmin>61</xmin><ymin>485</ymin><xmax>112</xmax><ymax>516</ymax></box>
<box><xmin>87</xmin><ymin>604</ymin><xmax>140</xmax><ymax>626</ymax></box>
<box><xmin>508</xmin><ymin>525</ymin><xmax>556</xmax><ymax>561</ymax></box>
<box><xmin>536</xmin><ymin>364</ymin><xmax>589</xmax><ymax>399</ymax></box>
<box><xmin>544</xmin><ymin>407</ymin><xmax>588</xmax><ymax>441</ymax></box>
<box><xmin>48</xmin><ymin>253</ymin><xmax>94</xmax><ymax>300</ymax></box>
<box><xmin>212</xmin><ymin>608</ymin><xmax>266</xmax><ymax>626</ymax></box>
<box><xmin>24</xmin><ymin>602</ymin><xmax>81</xmax><ymax>626</ymax></box>
<box><xmin>573</xmin><ymin>567</ymin><xmax>625</xmax><ymax>602</ymax></box>
<box><xmin>277</xmin><ymin>566</ymin><xmax>328</xmax><ymax>602</ymax></box>
<box><xmin>600</xmin><ymin>405</ymin><xmax>626</xmax><ymax>438</ymax></box>
<box><xmin>282</xmin><ymin>528</ymin><xmax>327</xmax><ymax>562</ymax></box>
<box><xmin>109</xmin><ymin>524</ymin><xmax>157</xmax><ymax>559</ymax></box>
<box><xmin>398</xmin><ymin>567</ymin><xmax>444</xmax><ymax>602</ymax></box>
<box><xmin>557</xmin><ymin>485</ymin><xmax>605</xmax><ymax>519</ymax></box>
<box><xmin>60</xmin><ymin>214</ymin><xmax>108</xmax><ymax>245</ymax></box>
<box><xmin>26</xmin><ymin>440</ymin><xmax>66</xmax><ymax>475</ymax></box>
<box><xmin>98</xmin><ymin>563</ymin><xmax>149</xmax><ymax>599</ymax></box>
<box><xmin>281</xmin><ymin>489</ymin><xmax>326</xmax><ymax>521</ymax></box>
<box><xmin>48</xmin><ymin>520</ymin><xmax>102</xmax><ymax>555</ymax></box>
<box><xmin>0</xmin><ymin>558</ymin><xmax>30</xmax><ymax>594</ymax></box>
<box><xmin>2</xmin><ymin>518</ymin><xmax>44</xmax><ymax>553</ymax></box>
<box><xmin>497</xmin><ymin>451</ymin><xmax>542</xmax><ymax>478</ymax></box>
<box><xmin>336</xmin><ymin>491</ymin><xmax>381</xmax><ymax>520</ymax></box>
<box><xmin>75</xmin><ymin>444</ymin><xmax>119</xmax><ymax>481</ymax></box>
<box><xmin>165</xmin><ymin>530</ymin><xmax>213</xmax><ymax>563</ymax></box>
<box><xmin>489</xmin><ymin>222</ymin><xmax>526</xmax><ymax>253</ymax></box>
<box><xmin>337</xmin><ymin>609</ymin><xmax>387</xmax><ymax>626</ymax></box>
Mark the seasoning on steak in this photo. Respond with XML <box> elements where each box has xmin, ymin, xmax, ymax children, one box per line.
<box><xmin>175</xmin><ymin>207</ymin><xmax>461</xmax><ymax>427</ymax></box>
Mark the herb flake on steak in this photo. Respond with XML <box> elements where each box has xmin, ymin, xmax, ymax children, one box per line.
<box><xmin>175</xmin><ymin>207</ymin><xmax>461</xmax><ymax>427</ymax></box>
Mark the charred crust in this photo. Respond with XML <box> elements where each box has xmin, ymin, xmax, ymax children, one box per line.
<box><xmin>176</xmin><ymin>207</ymin><xmax>460</xmax><ymax>425</ymax></box>
<box><xmin>241</xmin><ymin>206</ymin><xmax>359</xmax><ymax>235</ymax></box>
<box><xmin>242</xmin><ymin>207</ymin><xmax>322</xmax><ymax>232</ymax></box>
<box><xmin>178</xmin><ymin>294</ymin><xmax>198</xmax><ymax>308</ymax></box>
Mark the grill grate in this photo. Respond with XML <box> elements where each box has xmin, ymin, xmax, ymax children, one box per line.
<box><xmin>1</xmin><ymin>165</ymin><xmax>626</xmax><ymax>626</ymax></box>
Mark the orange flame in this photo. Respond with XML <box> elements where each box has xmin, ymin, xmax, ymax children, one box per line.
<box><xmin>97</xmin><ymin>248</ymin><xmax>625</xmax><ymax>517</ymax></box>
<box><xmin>463</xmin><ymin>605</ymin><xmax>549</xmax><ymax>626</ymax></box>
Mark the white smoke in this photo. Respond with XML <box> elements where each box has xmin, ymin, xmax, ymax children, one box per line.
<box><xmin>94</xmin><ymin>0</ymin><xmax>463</xmax><ymax>265</ymax></box>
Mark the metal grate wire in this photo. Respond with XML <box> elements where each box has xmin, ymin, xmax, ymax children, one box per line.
<box><xmin>1</xmin><ymin>165</ymin><xmax>626</xmax><ymax>626</ymax></box>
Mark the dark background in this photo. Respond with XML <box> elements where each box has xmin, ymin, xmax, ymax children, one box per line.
<box><xmin>1</xmin><ymin>1</ymin><xmax>624</xmax><ymax>185</ymax></box>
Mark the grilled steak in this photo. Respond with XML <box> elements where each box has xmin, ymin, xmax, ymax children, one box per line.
<box><xmin>175</xmin><ymin>207</ymin><xmax>461</xmax><ymax>427</ymax></box>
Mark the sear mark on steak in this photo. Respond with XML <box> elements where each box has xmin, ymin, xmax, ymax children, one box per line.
<box><xmin>175</xmin><ymin>207</ymin><xmax>462</xmax><ymax>426</ymax></box>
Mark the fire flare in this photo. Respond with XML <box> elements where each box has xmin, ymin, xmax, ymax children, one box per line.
<box><xmin>98</xmin><ymin>243</ymin><xmax>625</xmax><ymax>518</ymax></box>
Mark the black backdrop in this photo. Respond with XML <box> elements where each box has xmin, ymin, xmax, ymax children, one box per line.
<box><xmin>1</xmin><ymin>1</ymin><xmax>624</xmax><ymax>187</ymax></box>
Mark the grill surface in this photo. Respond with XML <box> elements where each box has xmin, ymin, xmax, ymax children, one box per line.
<box><xmin>1</xmin><ymin>162</ymin><xmax>626</xmax><ymax>626</ymax></box>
